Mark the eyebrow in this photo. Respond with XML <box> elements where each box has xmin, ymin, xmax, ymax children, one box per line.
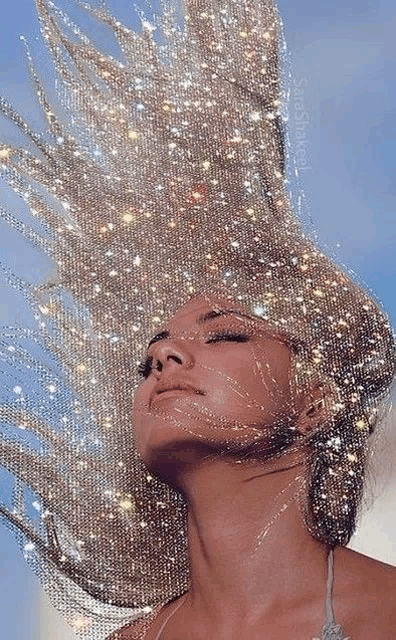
<box><xmin>147</xmin><ymin>309</ymin><xmax>258</xmax><ymax>349</ymax></box>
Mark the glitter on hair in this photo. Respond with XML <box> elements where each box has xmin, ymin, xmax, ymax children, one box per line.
<box><xmin>0</xmin><ymin>0</ymin><xmax>394</xmax><ymax>637</ymax></box>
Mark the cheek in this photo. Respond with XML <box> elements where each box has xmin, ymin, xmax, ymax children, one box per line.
<box><xmin>210</xmin><ymin>386</ymin><xmax>230</xmax><ymax>405</ymax></box>
<box><xmin>235</xmin><ymin>350</ymin><xmax>292</xmax><ymax>417</ymax></box>
<box><xmin>202</xmin><ymin>355</ymin><xmax>252</xmax><ymax>408</ymax></box>
<box><xmin>203</xmin><ymin>360</ymin><xmax>267</xmax><ymax>418</ymax></box>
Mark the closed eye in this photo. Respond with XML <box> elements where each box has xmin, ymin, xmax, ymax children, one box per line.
<box><xmin>205</xmin><ymin>332</ymin><xmax>249</xmax><ymax>344</ymax></box>
<box><xmin>137</xmin><ymin>332</ymin><xmax>250</xmax><ymax>378</ymax></box>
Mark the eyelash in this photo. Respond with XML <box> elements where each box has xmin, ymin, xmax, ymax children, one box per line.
<box><xmin>137</xmin><ymin>357</ymin><xmax>154</xmax><ymax>379</ymax></box>
<box><xmin>205</xmin><ymin>331</ymin><xmax>249</xmax><ymax>344</ymax></box>
<box><xmin>136</xmin><ymin>332</ymin><xmax>249</xmax><ymax>378</ymax></box>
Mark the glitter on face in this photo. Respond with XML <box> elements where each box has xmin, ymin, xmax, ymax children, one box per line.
<box><xmin>0</xmin><ymin>0</ymin><xmax>394</xmax><ymax>637</ymax></box>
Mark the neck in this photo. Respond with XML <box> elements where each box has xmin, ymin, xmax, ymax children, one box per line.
<box><xmin>178</xmin><ymin>454</ymin><xmax>328</xmax><ymax>631</ymax></box>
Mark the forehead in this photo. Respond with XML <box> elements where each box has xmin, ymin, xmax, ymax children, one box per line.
<box><xmin>165</xmin><ymin>294</ymin><xmax>252</xmax><ymax>328</ymax></box>
<box><xmin>158</xmin><ymin>295</ymin><xmax>301</xmax><ymax>354</ymax></box>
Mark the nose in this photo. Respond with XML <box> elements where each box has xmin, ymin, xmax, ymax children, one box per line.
<box><xmin>148</xmin><ymin>339</ymin><xmax>194</xmax><ymax>376</ymax></box>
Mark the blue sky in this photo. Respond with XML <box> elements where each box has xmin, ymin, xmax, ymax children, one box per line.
<box><xmin>0</xmin><ymin>1</ymin><xmax>395</xmax><ymax>638</ymax></box>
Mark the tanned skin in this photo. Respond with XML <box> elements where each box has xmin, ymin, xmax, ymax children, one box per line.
<box><xmin>109</xmin><ymin>294</ymin><xmax>395</xmax><ymax>640</ymax></box>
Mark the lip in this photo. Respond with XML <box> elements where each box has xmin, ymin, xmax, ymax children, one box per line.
<box><xmin>152</xmin><ymin>388</ymin><xmax>197</xmax><ymax>403</ymax></box>
<box><xmin>150</xmin><ymin>381</ymin><xmax>204</xmax><ymax>406</ymax></box>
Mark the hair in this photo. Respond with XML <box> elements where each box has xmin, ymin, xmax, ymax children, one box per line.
<box><xmin>286</xmin><ymin>299</ymin><xmax>395</xmax><ymax>548</ymax></box>
<box><xmin>307</xmin><ymin>407</ymin><xmax>371</xmax><ymax>548</ymax></box>
<box><xmin>0</xmin><ymin>0</ymin><xmax>394</xmax><ymax>632</ymax></box>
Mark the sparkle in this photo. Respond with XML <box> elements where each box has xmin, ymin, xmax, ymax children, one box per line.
<box><xmin>249</xmin><ymin>111</ymin><xmax>262</xmax><ymax>122</ymax></box>
<box><xmin>122</xmin><ymin>213</ymin><xmax>135</xmax><ymax>223</ymax></box>
<box><xmin>119</xmin><ymin>497</ymin><xmax>135</xmax><ymax>511</ymax></box>
<box><xmin>142</xmin><ymin>20</ymin><xmax>156</xmax><ymax>32</ymax></box>
<box><xmin>71</xmin><ymin>616</ymin><xmax>91</xmax><ymax>631</ymax></box>
<box><xmin>0</xmin><ymin>147</ymin><xmax>12</xmax><ymax>159</ymax></box>
<box><xmin>354</xmin><ymin>418</ymin><xmax>369</xmax><ymax>431</ymax></box>
<box><xmin>0</xmin><ymin>0</ymin><xmax>392</xmax><ymax>618</ymax></box>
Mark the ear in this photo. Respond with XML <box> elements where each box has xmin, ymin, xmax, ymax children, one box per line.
<box><xmin>294</xmin><ymin>381</ymin><xmax>335</xmax><ymax>436</ymax></box>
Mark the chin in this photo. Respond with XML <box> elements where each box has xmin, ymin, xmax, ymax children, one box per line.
<box><xmin>139</xmin><ymin>437</ymin><xmax>220</xmax><ymax>487</ymax></box>
<box><xmin>136</xmin><ymin>423</ymin><xmax>254</xmax><ymax>485</ymax></box>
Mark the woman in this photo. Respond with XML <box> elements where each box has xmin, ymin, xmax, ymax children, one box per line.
<box><xmin>117</xmin><ymin>296</ymin><xmax>395</xmax><ymax>640</ymax></box>
<box><xmin>0</xmin><ymin>0</ymin><xmax>394</xmax><ymax>638</ymax></box>
<box><xmin>106</xmin><ymin>290</ymin><xmax>395</xmax><ymax>640</ymax></box>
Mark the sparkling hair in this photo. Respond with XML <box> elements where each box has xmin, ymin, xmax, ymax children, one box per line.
<box><xmin>0</xmin><ymin>0</ymin><xmax>394</xmax><ymax>634</ymax></box>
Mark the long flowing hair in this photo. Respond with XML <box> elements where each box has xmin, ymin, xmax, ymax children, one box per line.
<box><xmin>0</xmin><ymin>0</ymin><xmax>394</xmax><ymax>635</ymax></box>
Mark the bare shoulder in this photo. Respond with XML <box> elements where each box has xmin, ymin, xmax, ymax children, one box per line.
<box><xmin>334</xmin><ymin>546</ymin><xmax>396</xmax><ymax>637</ymax></box>
<box><xmin>336</xmin><ymin>546</ymin><xmax>396</xmax><ymax>589</ymax></box>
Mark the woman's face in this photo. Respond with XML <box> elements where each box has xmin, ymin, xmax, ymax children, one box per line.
<box><xmin>133</xmin><ymin>294</ymin><xmax>296</xmax><ymax>471</ymax></box>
